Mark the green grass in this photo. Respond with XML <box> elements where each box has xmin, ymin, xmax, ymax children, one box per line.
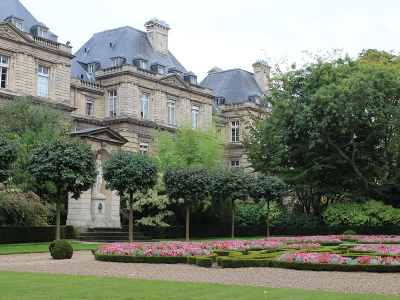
<box><xmin>0</xmin><ymin>241</ymin><xmax>104</xmax><ymax>255</ymax></box>
<box><xmin>0</xmin><ymin>271</ymin><xmax>395</xmax><ymax>300</ymax></box>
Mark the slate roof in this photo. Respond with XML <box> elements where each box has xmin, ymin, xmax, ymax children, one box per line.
<box><xmin>0</xmin><ymin>0</ymin><xmax>57</xmax><ymax>41</ymax></box>
<box><xmin>72</xmin><ymin>26</ymin><xmax>188</xmax><ymax>82</ymax></box>
<box><xmin>199</xmin><ymin>69</ymin><xmax>262</xmax><ymax>104</ymax></box>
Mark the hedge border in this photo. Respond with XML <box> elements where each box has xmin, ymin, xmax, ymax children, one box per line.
<box><xmin>0</xmin><ymin>226</ymin><xmax>74</xmax><ymax>244</ymax></box>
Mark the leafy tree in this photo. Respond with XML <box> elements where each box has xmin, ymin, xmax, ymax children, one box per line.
<box><xmin>210</xmin><ymin>168</ymin><xmax>251</xmax><ymax>238</ymax></box>
<box><xmin>235</xmin><ymin>204</ymin><xmax>266</xmax><ymax>226</ymax></box>
<box><xmin>0</xmin><ymin>97</ymin><xmax>72</xmax><ymax>191</ymax></box>
<box><xmin>0</xmin><ymin>134</ymin><xmax>17</xmax><ymax>183</ymax></box>
<box><xmin>103</xmin><ymin>150</ymin><xmax>158</xmax><ymax>242</ymax></box>
<box><xmin>151</xmin><ymin>123</ymin><xmax>225</xmax><ymax>171</ymax></box>
<box><xmin>250</xmin><ymin>174</ymin><xmax>287</xmax><ymax>237</ymax></box>
<box><xmin>27</xmin><ymin>138</ymin><xmax>96</xmax><ymax>239</ymax></box>
<box><xmin>245</xmin><ymin>50</ymin><xmax>400</xmax><ymax>207</ymax></box>
<box><xmin>164</xmin><ymin>166</ymin><xmax>209</xmax><ymax>241</ymax></box>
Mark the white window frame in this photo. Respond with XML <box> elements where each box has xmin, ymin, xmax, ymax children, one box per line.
<box><xmin>87</xmin><ymin>64</ymin><xmax>95</xmax><ymax>74</ymax></box>
<box><xmin>231</xmin><ymin>160</ymin><xmax>239</xmax><ymax>168</ymax></box>
<box><xmin>111</xmin><ymin>58</ymin><xmax>119</xmax><ymax>67</ymax></box>
<box><xmin>108</xmin><ymin>91</ymin><xmax>117</xmax><ymax>116</ymax></box>
<box><xmin>140</xmin><ymin>142</ymin><xmax>149</xmax><ymax>154</ymax></box>
<box><xmin>213</xmin><ymin>98</ymin><xmax>219</xmax><ymax>107</ymax></box>
<box><xmin>14</xmin><ymin>19</ymin><xmax>23</xmax><ymax>30</ymax></box>
<box><xmin>0</xmin><ymin>56</ymin><xmax>9</xmax><ymax>89</ymax></box>
<box><xmin>231</xmin><ymin>121</ymin><xmax>239</xmax><ymax>142</ymax></box>
<box><xmin>192</xmin><ymin>106</ymin><xmax>199</xmax><ymax>129</ymax></box>
<box><xmin>167</xmin><ymin>100</ymin><xmax>175</xmax><ymax>125</ymax></box>
<box><xmin>141</xmin><ymin>93</ymin><xmax>149</xmax><ymax>119</ymax></box>
<box><xmin>140</xmin><ymin>60</ymin><xmax>147</xmax><ymax>69</ymax></box>
<box><xmin>190</xmin><ymin>77</ymin><xmax>197</xmax><ymax>84</ymax></box>
<box><xmin>86</xmin><ymin>100</ymin><xmax>94</xmax><ymax>116</ymax></box>
<box><xmin>159</xmin><ymin>66</ymin><xmax>165</xmax><ymax>74</ymax></box>
<box><xmin>39</xmin><ymin>28</ymin><xmax>48</xmax><ymax>39</ymax></box>
<box><xmin>37</xmin><ymin>65</ymin><xmax>49</xmax><ymax>97</ymax></box>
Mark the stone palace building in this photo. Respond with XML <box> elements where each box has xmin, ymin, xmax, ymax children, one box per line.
<box><xmin>0</xmin><ymin>0</ymin><xmax>270</xmax><ymax>231</ymax></box>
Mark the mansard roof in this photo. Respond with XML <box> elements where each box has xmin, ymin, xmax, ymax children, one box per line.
<box><xmin>199</xmin><ymin>69</ymin><xmax>262</xmax><ymax>104</ymax></box>
<box><xmin>0</xmin><ymin>0</ymin><xmax>57</xmax><ymax>41</ymax></box>
<box><xmin>72</xmin><ymin>26</ymin><xmax>187</xmax><ymax>82</ymax></box>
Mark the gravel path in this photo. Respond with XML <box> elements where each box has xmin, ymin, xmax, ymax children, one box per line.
<box><xmin>0</xmin><ymin>251</ymin><xmax>399</xmax><ymax>296</ymax></box>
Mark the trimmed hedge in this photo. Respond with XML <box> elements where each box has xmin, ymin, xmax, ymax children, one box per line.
<box><xmin>121</xmin><ymin>225</ymin><xmax>400</xmax><ymax>239</ymax></box>
<box><xmin>93</xmin><ymin>252</ymin><xmax>188</xmax><ymax>264</ymax></box>
<box><xmin>0</xmin><ymin>226</ymin><xmax>74</xmax><ymax>244</ymax></box>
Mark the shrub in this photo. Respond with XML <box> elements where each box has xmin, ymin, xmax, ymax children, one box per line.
<box><xmin>274</xmin><ymin>212</ymin><xmax>322</xmax><ymax>227</ymax></box>
<box><xmin>235</xmin><ymin>204</ymin><xmax>266</xmax><ymax>226</ymax></box>
<box><xmin>49</xmin><ymin>239</ymin><xmax>73</xmax><ymax>259</ymax></box>
<box><xmin>0</xmin><ymin>188</ymin><xmax>55</xmax><ymax>226</ymax></box>
<box><xmin>343</xmin><ymin>230</ymin><xmax>357</xmax><ymax>235</ymax></box>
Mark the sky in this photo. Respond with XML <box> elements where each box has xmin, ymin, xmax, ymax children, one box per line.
<box><xmin>20</xmin><ymin>0</ymin><xmax>400</xmax><ymax>81</ymax></box>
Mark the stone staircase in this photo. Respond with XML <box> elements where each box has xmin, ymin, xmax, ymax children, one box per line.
<box><xmin>77</xmin><ymin>227</ymin><xmax>153</xmax><ymax>243</ymax></box>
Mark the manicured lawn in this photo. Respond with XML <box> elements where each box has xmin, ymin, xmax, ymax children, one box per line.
<box><xmin>0</xmin><ymin>271</ymin><xmax>395</xmax><ymax>300</ymax></box>
<box><xmin>0</xmin><ymin>241</ymin><xmax>104</xmax><ymax>255</ymax></box>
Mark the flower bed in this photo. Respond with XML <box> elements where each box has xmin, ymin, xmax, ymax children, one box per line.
<box><xmin>355</xmin><ymin>235</ymin><xmax>400</xmax><ymax>244</ymax></box>
<box><xmin>353</xmin><ymin>244</ymin><xmax>400</xmax><ymax>255</ymax></box>
<box><xmin>265</xmin><ymin>235</ymin><xmax>342</xmax><ymax>245</ymax></box>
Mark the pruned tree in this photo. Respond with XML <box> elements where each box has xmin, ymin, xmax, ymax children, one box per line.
<box><xmin>103</xmin><ymin>150</ymin><xmax>158</xmax><ymax>242</ymax></box>
<box><xmin>163</xmin><ymin>166</ymin><xmax>209</xmax><ymax>241</ymax></box>
<box><xmin>27</xmin><ymin>138</ymin><xmax>97</xmax><ymax>239</ymax></box>
<box><xmin>210</xmin><ymin>168</ymin><xmax>251</xmax><ymax>238</ymax></box>
<box><xmin>250</xmin><ymin>173</ymin><xmax>287</xmax><ymax>237</ymax></box>
<box><xmin>0</xmin><ymin>134</ymin><xmax>17</xmax><ymax>184</ymax></box>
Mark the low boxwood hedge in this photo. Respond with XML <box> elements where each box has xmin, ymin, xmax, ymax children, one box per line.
<box><xmin>93</xmin><ymin>252</ymin><xmax>188</xmax><ymax>264</ymax></box>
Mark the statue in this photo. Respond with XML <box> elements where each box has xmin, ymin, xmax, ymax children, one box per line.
<box><xmin>92</xmin><ymin>154</ymin><xmax>106</xmax><ymax>199</ymax></box>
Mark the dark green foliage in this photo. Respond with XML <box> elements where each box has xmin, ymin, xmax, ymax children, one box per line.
<box><xmin>235</xmin><ymin>204</ymin><xmax>266</xmax><ymax>226</ymax></box>
<box><xmin>103</xmin><ymin>150</ymin><xmax>159</xmax><ymax>196</ymax></box>
<box><xmin>27</xmin><ymin>138</ymin><xmax>97</xmax><ymax>239</ymax></box>
<box><xmin>103</xmin><ymin>150</ymin><xmax>158</xmax><ymax>242</ymax></box>
<box><xmin>49</xmin><ymin>239</ymin><xmax>73</xmax><ymax>259</ymax></box>
<box><xmin>195</xmin><ymin>256</ymin><xmax>213</xmax><ymax>268</ymax></box>
<box><xmin>274</xmin><ymin>212</ymin><xmax>322</xmax><ymax>227</ymax></box>
<box><xmin>343</xmin><ymin>230</ymin><xmax>357</xmax><ymax>235</ymax></box>
<box><xmin>0</xmin><ymin>135</ymin><xmax>17</xmax><ymax>183</ymax></box>
<box><xmin>323</xmin><ymin>200</ymin><xmax>400</xmax><ymax>226</ymax></box>
<box><xmin>93</xmin><ymin>252</ymin><xmax>187</xmax><ymax>264</ymax></box>
<box><xmin>0</xmin><ymin>226</ymin><xmax>74</xmax><ymax>244</ymax></box>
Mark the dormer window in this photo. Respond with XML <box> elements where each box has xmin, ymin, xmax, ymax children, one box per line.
<box><xmin>39</xmin><ymin>28</ymin><xmax>48</xmax><ymax>38</ymax></box>
<box><xmin>133</xmin><ymin>57</ymin><xmax>148</xmax><ymax>69</ymax></box>
<box><xmin>87</xmin><ymin>63</ymin><xmax>95</xmax><ymax>74</ymax></box>
<box><xmin>183</xmin><ymin>72</ymin><xmax>197</xmax><ymax>84</ymax></box>
<box><xmin>150</xmin><ymin>62</ymin><xmax>166</xmax><ymax>74</ymax></box>
<box><xmin>248</xmin><ymin>93</ymin><xmax>261</xmax><ymax>104</ymax></box>
<box><xmin>111</xmin><ymin>58</ymin><xmax>119</xmax><ymax>67</ymax></box>
<box><xmin>213</xmin><ymin>96</ymin><xmax>225</xmax><ymax>107</ymax></box>
<box><xmin>168</xmin><ymin>67</ymin><xmax>182</xmax><ymax>76</ymax></box>
<box><xmin>5</xmin><ymin>16</ymin><xmax>24</xmax><ymax>31</ymax></box>
<box><xmin>31</xmin><ymin>24</ymin><xmax>49</xmax><ymax>39</ymax></box>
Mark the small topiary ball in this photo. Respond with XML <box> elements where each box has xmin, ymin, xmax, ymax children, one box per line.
<box><xmin>343</xmin><ymin>230</ymin><xmax>356</xmax><ymax>235</ymax></box>
<box><xmin>49</xmin><ymin>239</ymin><xmax>73</xmax><ymax>259</ymax></box>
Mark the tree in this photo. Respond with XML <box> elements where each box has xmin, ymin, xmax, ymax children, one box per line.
<box><xmin>0</xmin><ymin>97</ymin><xmax>72</xmax><ymax>191</ymax></box>
<box><xmin>0</xmin><ymin>134</ymin><xmax>17</xmax><ymax>183</ymax></box>
<box><xmin>151</xmin><ymin>123</ymin><xmax>225</xmax><ymax>171</ymax></box>
<box><xmin>164</xmin><ymin>166</ymin><xmax>209</xmax><ymax>241</ymax></box>
<box><xmin>245</xmin><ymin>50</ymin><xmax>400</xmax><ymax>206</ymax></box>
<box><xmin>103</xmin><ymin>150</ymin><xmax>158</xmax><ymax>242</ymax></box>
<box><xmin>210</xmin><ymin>168</ymin><xmax>251</xmax><ymax>238</ymax></box>
<box><xmin>250</xmin><ymin>174</ymin><xmax>287</xmax><ymax>237</ymax></box>
<box><xmin>27</xmin><ymin>138</ymin><xmax>97</xmax><ymax>239</ymax></box>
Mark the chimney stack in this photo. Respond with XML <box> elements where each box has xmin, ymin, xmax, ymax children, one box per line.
<box><xmin>144</xmin><ymin>18</ymin><xmax>170</xmax><ymax>56</ymax></box>
<box><xmin>252</xmin><ymin>59</ymin><xmax>270</xmax><ymax>92</ymax></box>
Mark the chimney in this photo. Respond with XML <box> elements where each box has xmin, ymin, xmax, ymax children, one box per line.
<box><xmin>252</xmin><ymin>59</ymin><xmax>271</xmax><ymax>92</ymax></box>
<box><xmin>207</xmin><ymin>66</ymin><xmax>223</xmax><ymax>74</ymax></box>
<box><xmin>144</xmin><ymin>18</ymin><xmax>170</xmax><ymax>56</ymax></box>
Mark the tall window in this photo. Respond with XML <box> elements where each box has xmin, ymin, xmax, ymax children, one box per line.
<box><xmin>140</xmin><ymin>142</ymin><xmax>149</xmax><ymax>154</ymax></box>
<box><xmin>168</xmin><ymin>100</ymin><xmax>175</xmax><ymax>125</ymax></box>
<box><xmin>140</xmin><ymin>61</ymin><xmax>147</xmax><ymax>69</ymax></box>
<box><xmin>86</xmin><ymin>100</ymin><xmax>94</xmax><ymax>116</ymax></box>
<box><xmin>14</xmin><ymin>20</ymin><xmax>23</xmax><ymax>30</ymax></box>
<box><xmin>87</xmin><ymin>64</ymin><xmax>95</xmax><ymax>74</ymax></box>
<box><xmin>0</xmin><ymin>56</ymin><xmax>9</xmax><ymax>89</ymax></box>
<box><xmin>37</xmin><ymin>66</ymin><xmax>49</xmax><ymax>97</ymax></box>
<box><xmin>159</xmin><ymin>66</ymin><xmax>165</xmax><ymax>74</ymax></box>
<box><xmin>141</xmin><ymin>93</ymin><xmax>149</xmax><ymax>119</ymax></box>
<box><xmin>192</xmin><ymin>106</ymin><xmax>199</xmax><ymax>129</ymax></box>
<box><xmin>39</xmin><ymin>29</ymin><xmax>48</xmax><ymax>38</ymax></box>
<box><xmin>111</xmin><ymin>58</ymin><xmax>119</xmax><ymax>67</ymax></box>
<box><xmin>231</xmin><ymin>121</ymin><xmax>239</xmax><ymax>142</ymax></box>
<box><xmin>108</xmin><ymin>91</ymin><xmax>117</xmax><ymax>116</ymax></box>
<box><xmin>213</xmin><ymin>98</ymin><xmax>219</xmax><ymax>107</ymax></box>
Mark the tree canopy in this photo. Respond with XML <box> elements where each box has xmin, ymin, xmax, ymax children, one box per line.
<box><xmin>151</xmin><ymin>123</ymin><xmax>225</xmax><ymax>171</ymax></box>
<box><xmin>27</xmin><ymin>138</ymin><xmax>96</xmax><ymax>239</ymax></box>
<box><xmin>244</xmin><ymin>50</ymin><xmax>400</xmax><ymax>210</ymax></box>
<box><xmin>103</xmin><ymin>150</ymin><xmax>158</xmax><ymax>242</ymax></box>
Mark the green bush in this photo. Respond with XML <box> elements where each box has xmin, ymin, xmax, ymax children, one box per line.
<box><xmin>93</xmin><ymin>252</ymin><xmax>188</xmax><ymax>264</ymax></box>
<box><xmin>0</xmin><ymin>226</ymin><xmax>73</xmax><ymax>244</ymax></box>
<box><xmin>235</xmin><ymin>204</ymin><xmax>266</xmax><ymax>226</ymax></box>
<box><xmin>196</xmin><ymin>257</ymin><xmax>213</xmax><ymax>268</ymax></box>
<box><xmin>343</xmin><ymin>230</ymin><xmax>357</xmax><ymax>235</ymax></box>
<box><xmin>49</xmin><ymin>239</ymin><xmax>73</xmax><ymax>260</ymax></box>
<box><xmin>274</xmin><ymin>212</ymin><xmax>322</xmax><ymax>227</ymax></box>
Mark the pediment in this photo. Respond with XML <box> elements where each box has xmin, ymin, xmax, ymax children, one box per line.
<box><xmin>0</xmin><ymin>22</ymin><xmax>35</xmax><ymax>45</ymax></box>
<box><xmin>67</xmin><ymin>127</ymin><xmax>129</xmax><ymax>146</ymax></box>
<box><xmin>159</xmin><ymin>74</ymin><xmax>192</xmax><ymax>91</ymax></box>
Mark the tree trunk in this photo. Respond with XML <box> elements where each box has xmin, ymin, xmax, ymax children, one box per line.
<box><xmin>231</xmin><ymin>198</ymin><xmax>235</xmax><ymax>238</ymax></box>
<box><xmin>267</xmin><ymin>200</ymin><xmax>270</xmax><ymax>238</ymax></box>
<box><xmin>129</xmin><ymin>192</ymin><xmax>133</xmax><ymax>243</ymax></box>
<box><xmin>55</xmin><ymin>191</ymin><xmax>61</xmax><ymax>240</ymax></box>
<box><xmin>185</xmin><ymin>199</ymin><xmax>190</xmax><ymax>242</ymax></box>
